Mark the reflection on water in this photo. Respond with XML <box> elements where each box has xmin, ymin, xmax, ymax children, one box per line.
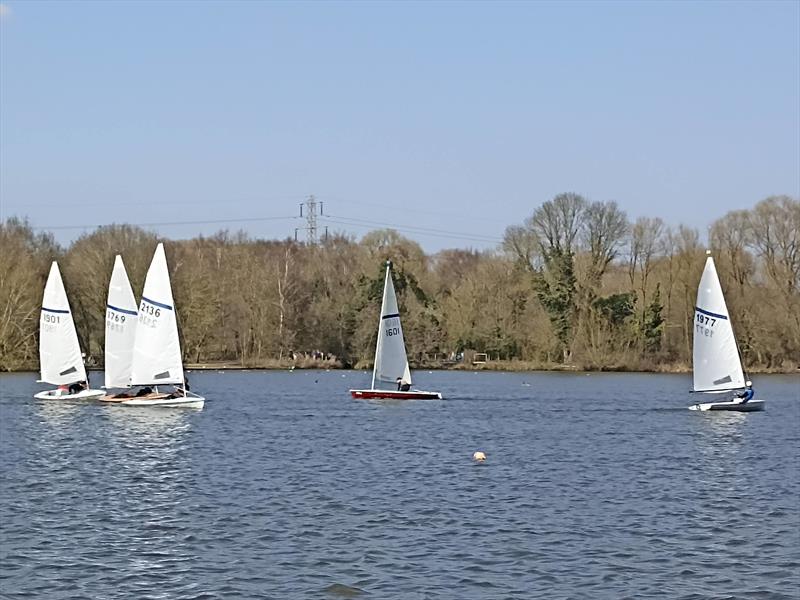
<box><xmin>1</xmin><ymin>371</ymin><xmax>798</xmax><ymax>599</ymax></box>
<box><xmin>33</xmin><ymin>397</ymin><xmax>82</xmax><ymax>427</ymax></box>
<box><xmin>104</xmin><ymin>405</ymin><xmax>191</xmax><ymax>440</ymax></box>
<box><xmin>693</xmin><ymin>410</ymin><xmax>748</xmax><ymax>456</ymax></box>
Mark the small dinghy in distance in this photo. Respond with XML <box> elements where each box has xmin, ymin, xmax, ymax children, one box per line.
<box><xmin>122</xmin><ymin>243</ymin><xmax>204</xmax><ymax>409</ymax></box>
<box><xmin>689</xmin><ymin>253</ymin><xmax>764</xmax><ymax>412</ymax></box>
<box><xmin>100</xmin><ymin>256</ymin><xmax>139</xmax><ymax>403</ymax></box>
<box><xmin>350</xmin><ymin>261</ymin><xmax>441</xmax><ymax>401</ymax></box>
<box><xmin>35</xmin><ymin>262</ymin><xmax>104</xmax><ymax>400</ymax></box>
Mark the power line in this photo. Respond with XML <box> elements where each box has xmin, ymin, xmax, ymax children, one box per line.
<box><xmin>31</xmin><ymin>215</ymin><xmax>300</xmax><ymax>232</ymax></box>
<box><xmin>24</xmin><ymin>206</ymin><xmax>506</xmax><ymax>246</ymax></box>
<box><xmin>321</xmin><ymin>214</ymin><xmax>504</xmax><ymax>244</ymax></box>
<box><xmin>316</xmin><ymin>194</ymin><xmax>514</xmax><ymax>226</ymax></box>
<box><xmin>4</xmin><ymin>195</ymin><xmax>309</xmax><ymax>210</ymax></box>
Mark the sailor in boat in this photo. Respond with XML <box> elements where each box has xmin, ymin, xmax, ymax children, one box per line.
<box><xmin>168</xmin><ymin>374</ymin><xmax>190</xmax><ymax>398</ymax></box>
<box><xmin>68</xmin><ymin>380</ymin><xmax>88</xmax><ymax>395</ymax></box>
<box><xmin>396</xmin><ymin>377</ymin><xmax>411</xmax><ymax>392</ymax></box>
<box><xmin>736</xmin><ymin>381</ymin><xmax>755</xmax><ymax>404</ymax></box>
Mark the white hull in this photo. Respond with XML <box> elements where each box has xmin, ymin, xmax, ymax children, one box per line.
<box><xmin>34</xmin><ymin>388</ymin><xmax>105</xmax><ymax>401</ymax></box>
<box><xmin>689</xmin><ymin>398</ymin><xmax>765</xmax><ymax>412</ymax></box>
<box><xmin>120</xmin><ymin>391</ymin><xmax>204</xmax><ymax>409</ymax></box>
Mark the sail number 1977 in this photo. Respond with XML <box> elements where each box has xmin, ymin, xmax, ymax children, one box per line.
<box><xmin>696</xmin><ymin>313</ymin><xmax>716</xmax><ymax>327</ymax></box>
<box><xmin>695</xmin><ymin>312</ymin><xmax>715</xmax><ymax>338</ymax></box>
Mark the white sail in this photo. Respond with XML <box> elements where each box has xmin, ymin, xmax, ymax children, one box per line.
<box><xmin>104</xmin><ymin>255</ymin><xmax>138</xmax><ymax>389</ymax></box>
<box><xmin>130</xmin><ymin>243</ymin><xmax>184</xmax><ymax>386</ymax></box>
<box><xmin>692</xmin><ymin>256</ymin><xmax>745</xmax><ymax>393</ymax></box>
<box><xmin>39</xmin><ymin>262</ymin><xmax>88</xmax><ymax>385</ymax></box>
<box><xmin>371</xmin><ymin>263</ymin><xmax>412</xmax><ymax>389</ymax></box>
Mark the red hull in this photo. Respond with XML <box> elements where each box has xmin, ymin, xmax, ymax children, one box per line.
<box><xmin>350</xmin><ymin>389</ymin><xmax>442</xmax><ymax>400</ymax></box>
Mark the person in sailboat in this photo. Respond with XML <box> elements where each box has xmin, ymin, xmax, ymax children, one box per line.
<box><xmin>736</xmin><ymin>381</ymin><xmax>754</xmax><ymax>403</ymax></box>
<box><xmin>68</xmin><ymin>380</ymin><xmax>88</xmax><ymax>395</ymax></box>
<box><xmin>396</xmin><ymin>377</ymin><xmax>411</xmax><ymax>392</ymax></box>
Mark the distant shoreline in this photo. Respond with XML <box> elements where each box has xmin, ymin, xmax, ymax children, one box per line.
<box><xmin>189</xmin><ymin>363</ymin><xmax>797</xmax><ymax>375</ymax></box>
<box><xmin>3</xmin><ymin>361</ymin><xmax>797</xmax><ymax>375</ymax></box>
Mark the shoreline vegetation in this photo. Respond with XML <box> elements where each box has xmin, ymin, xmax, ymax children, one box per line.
<box><xmin>4</xmin><ymin>359</ymin><xmax>797</xmax><ymax>376</ymax></box>
<box><xmin>2</xmin><ymin>194</ymin><xmax>798</xmax><ymax>376</ymax></box>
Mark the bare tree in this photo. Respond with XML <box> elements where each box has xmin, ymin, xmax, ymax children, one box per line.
<box><xmin>582</xmin><ymin>200</ymin><xmax>629</xmax><ymax>286</ymax></box>
<box><xmin>747</xmin><ymin>196</ymin><xmax>800</xmax><ymax>294</ymax></box>
<box><xmin>530</xmin><ymin>192</ymin><xmax>587</xmax><ymax>255</ymax></box>
<box><xmin>627</xmin><ymin>217</ymin><xmax>664</xmax><ymax>350</ymax></box>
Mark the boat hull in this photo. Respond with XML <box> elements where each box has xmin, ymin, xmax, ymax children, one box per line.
<box><xmin>100</xmin><ymin>392</ymin><xmax>135</xmax><ymax>403</ymax></box>
<box><xmin>34</xmin><ymin>388</ymin><xmax>105</xmax><ymax>401</ymax></box>
<box><xmin>350</xmin><ymin>389</ymin><xmax>442</xmax><ymax>400</ymax></box>
<box><xmin>120</xmin><ymin>391</ymin><xmax>204</xmax><ymax>409</ymax></box>
<box><xmin>689</xmin><ymin>399</ymin><xmax>765</xmax><ymax>412</ymax></box>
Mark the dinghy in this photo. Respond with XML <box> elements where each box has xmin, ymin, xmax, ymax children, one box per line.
<box><xmin>100</xmin><ymin>256</ymin><xmax>139</xmax><ymax>402</ymax></box>
<box><xmin>350</xmin><ymin>261</ymin><xmax>441</xmax><ymax>400</ymax></box>
<box><xmin>121</xmin><ymin>243</ymin><xmax>204</xmax><ymax>409</ymax></box>
<box><xmin>689</xmin><ymin>253</ymin><xmax>764</xmax><ymax>412</ymax></box>
<box><xmin>35</xmin><ymin>262</ymin><xmax>104</xmax><ymax>400</ymax></box>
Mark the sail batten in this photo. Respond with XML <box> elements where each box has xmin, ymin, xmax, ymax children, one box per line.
<box><xmin>39</xmin><ymin>262</ymin><xmax>87</xmax><ymax>386</ymax></box>
<box><xmin>104</xmin><ymin>256</ymin><xmax>139</xmax><ymax>389</ymax></box>
<box><xmin>692</xmin><ymin>257</ymin><xmax>746</xmax><ymax>393</ymax></box>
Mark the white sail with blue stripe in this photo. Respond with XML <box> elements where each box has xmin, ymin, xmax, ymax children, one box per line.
<box><xmin>38</xmin><ymin>262</ymin><xmax>88</xmax><ymax>386</ymax></box>
<box><xmin>131</xmin><ymin>243</ymin><xmax>185</xmax><ymax>386</ymax></box>
<box><xmin>371</xmin><ymin>262</ymin><xmax>412</xmax><ymax>390</ymax></box>
<box><xmin>104</xmin><ymin>255</ymin><xmax>138</xmax><ymax>389</ymax></box>
<box><xmin>692</xmin><ymin>256</ymin><xmax>745</xmax><ymax>393</ymax></box>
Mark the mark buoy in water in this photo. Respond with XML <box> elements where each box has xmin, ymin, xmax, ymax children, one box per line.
<box><xmin>472</xmin><ymin>451</ymin><xmax>486</xmax><ymax>462</ymax></box>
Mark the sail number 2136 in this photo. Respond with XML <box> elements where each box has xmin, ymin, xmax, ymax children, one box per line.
<box><xmin>140</xmin><ymin>301</ymin><xmax>161</xmax><ymax>318</ymax></box>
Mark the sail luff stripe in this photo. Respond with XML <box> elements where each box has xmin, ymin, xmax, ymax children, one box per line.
<box><xmin>42</xmin><ymin>307</ymin><xmax>70</xmax><ymax>314</ymax></box>
<box><xmin>107</xmin><ymin>304</ymin><xmax>138</xmax><ymax>316</ymax></box>
<box><xmin>695</xmin><ymin>306</ymin><xmax>728</xmax><ymax>320</ymax></box>
<box><xmin>381</xmin><ymin>313</ymin><xmax>400</xmax><ymax>320</ymax></box>
<box><xmin>142</xmin><ymin>296</ymin><xmax>173</xmax><ymax>311</ymax></box>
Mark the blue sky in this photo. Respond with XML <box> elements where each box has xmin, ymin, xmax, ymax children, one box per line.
<box><xmin>1</xmin><ymin>1</ymin><xmax>798</xmax><ymax>252</ymax></box>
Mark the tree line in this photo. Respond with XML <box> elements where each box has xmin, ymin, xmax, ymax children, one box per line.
<box><xmin>1</xmin><ymin>194</ymin><xmax>797</xmax><ymax>373</ymax></box>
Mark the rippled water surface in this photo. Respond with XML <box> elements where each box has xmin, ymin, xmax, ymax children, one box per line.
<box><xmin>1</xmin><ymin>370</ymin><xmax>798</xmax><ymax>599</ymax></box>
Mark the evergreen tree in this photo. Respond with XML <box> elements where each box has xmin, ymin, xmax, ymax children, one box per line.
<box><xmin>643</xmin><ymin>283</ymin><xmax>665</xmax><ymax>353</ymax></box>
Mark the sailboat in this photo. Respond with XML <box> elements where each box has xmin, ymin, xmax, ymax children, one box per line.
<box><xmin>100</xmin><ymin>255</ymin><xmax>139</xmax><ymax>402</ymax></box>
<box><xmin>34</xmin><ymin>262</ymin><xmax>104</xmax><ymax>400</ymax></box>
<box><xmin>121</xmin><ymin>243</ymin><xmax>204</xmax><ymax>408</ymax></box>
<box><xmin>689</xmin><ymin>252</ymin><xmax>764</xmax><ymax>412</ymax></box>
<box><xmin>350</xmin><ymin>261</ymin><xmax>442</xmax><ymax>400</ymax></box>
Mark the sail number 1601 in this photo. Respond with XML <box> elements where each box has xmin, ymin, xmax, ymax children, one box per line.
<box><xmin>385</xmin><ymin>326</ymin><xmax>400</xmax><ymax>337</ymax></box>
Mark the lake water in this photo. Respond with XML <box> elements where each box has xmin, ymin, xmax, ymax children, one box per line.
<box><xmin>0</xmin><ymin>370</ymin><xmax>798</xmax><ymax>599</ymax></box>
